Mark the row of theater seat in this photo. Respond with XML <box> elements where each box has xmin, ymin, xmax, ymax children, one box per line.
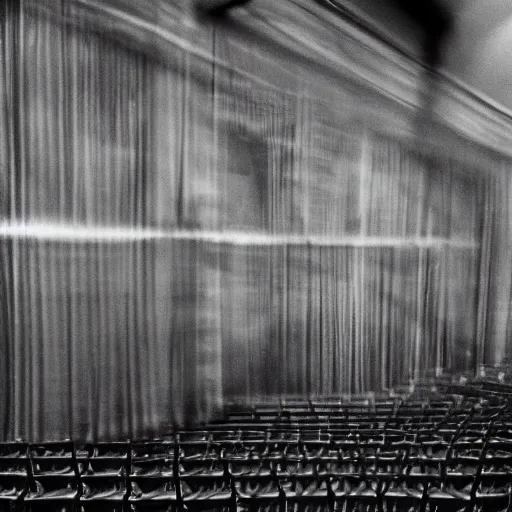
<box><xmin>1</xmin><ymin>395</ymin><xmax>512</xmax><ymax>511</ymax></box>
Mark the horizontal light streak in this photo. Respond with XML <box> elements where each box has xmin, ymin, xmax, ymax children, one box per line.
<box><xmin>0</xmin><ymin>222</ymin><xmax>478</xmax><ymax>248</ymax></box>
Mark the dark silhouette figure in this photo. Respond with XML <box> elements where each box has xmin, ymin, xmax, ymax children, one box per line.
<box><xmin>393</xmin><ymin>0</ymin><xmax>453</xmax><ymax>70</ymax></box>
<box><xmin>196</xmin><ymin>0</ymin><xmax>252</xmax><ymax>16</ymax></box>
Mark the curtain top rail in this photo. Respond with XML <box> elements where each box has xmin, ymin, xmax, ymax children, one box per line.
<box><xmin>50</xmin><ymin>0</ymin><xmax>512</xmax><ymax>129</ymax></box>
<box><xmin>0</xmin><ymin>222</ymin><xmax>478</xmax><ymax>248</ymax></box>
<box><xmin>317</xmin><ymin>0</ymin><xmax>512</xmax><ymax>125</ymax></box>
<box><xmin>66</xmin><ymin>0</ymin><xmax>512</xmax><ymax>158</ymax></box>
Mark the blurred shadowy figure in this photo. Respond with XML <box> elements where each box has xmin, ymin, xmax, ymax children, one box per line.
<box><xmin>392</xmin><ymin>0</ymin><xmax>454</xmax><ymax>134</ymax></box>
<box><xmin>393</xmin><ymin>0</ymin><xmax>453</xmax><ymax>70</ymax></box>
<box><xmin>391</xmin><ymin>0</ymin><xmax>455</xmax><ymax>210</ymax></box>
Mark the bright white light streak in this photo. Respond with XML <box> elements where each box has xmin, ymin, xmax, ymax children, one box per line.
<box><xmin>0</xmin><ymin>222</ymin><xmax>479</xmax><ymax>248</ymax></box>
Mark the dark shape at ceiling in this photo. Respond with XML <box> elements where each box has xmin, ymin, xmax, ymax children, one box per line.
<box><xmin>392</xmin><ymin>0</ymin><xmax>453</xmax><ymax>68</ymax></box>
<box><xmin>195</xmin><ymin>0</ymin><xmax>253</xmax><ymax>16</ymax></box>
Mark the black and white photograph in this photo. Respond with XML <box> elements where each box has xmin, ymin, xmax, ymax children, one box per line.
<box><xmin>1</xmin><ymin>0</ymin><xmax>512</xmax><ymax>511</ymax></box>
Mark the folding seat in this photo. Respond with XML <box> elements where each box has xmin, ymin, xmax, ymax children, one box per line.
<box><xmin>441</xmin><ymin>474</ymin><xmax>474</xmax><ymax>503</ymax></box>
<box><xmin>24</xmin><ymin>477</ymin><xmax>80</xmax><ymax>512</ymax></box>
<box><xmin>234</xmin><ymin>474</ymin><xmax>282</xmax><ymax>512</ymax></box>
<box><xmin>487</xmin><ymin>430</ymin><xmax>512</xmax><ymax>449</ymax></box>
<box><xmin>313</xmin><ymin>452</ymin><xmax>341</xmax><ymax>477</ymax></box>
<box><xmin>301</xmin><ymin>433</ymin><xmax>335</xmax><ymax>467</ymax></box>
<box><xmin>0</xmin><ymin>443</ymin><xmax>27</xmax><ymax>460</ymax></box>
<box><xmin>237</xmin><ymin>432</ymin><xmax>268</xmax><ymax>459</ymax></box>
<box><xmin>129</xmin><ymin>441</ymin><xmax>178</xmax><ymax>512</ymax></box>
<box><xmin>77</xmin><ymin>442</ymin><xmax>129</xmax><ymax>512</ymax></box>
<box><xmin>385</xmin><ymin>430</ymin><xmax>411</xmax><ymax>444</ymax></box>
<box><xmin>474</xmin><ymin>473</ymin><xmax>511</xmax><ymax>512</ymax></box>
<box><xmin>0</xmin><ymin>442</ymin><xmax>29</xmax><ymax>512</ymax></box>
<box><xmin>479</xmin><ymin>452</ymin><xmax>512</xmax><ymax>475</ymax></box>
<box><xmin>416</xmin><ymin>440</ymin><xmax>449</xmax><ymax>463</ymax></box>
<box><xmin>400</xmin><ymin>471</ymin><xmax>430</xmax><ymax>505</ymax></box>
<box><xmin>451</xmin><ymin>442</ymin><xmax>483</xmax><ymax>461</ymax></box>
<box><xmin>276</xmin><ymin>458</ymin><xmax>315</xmax><ymax>479</ymax></box>
<box><xmin>402</xmin><ymin>442</ymin><xmax>422</xmax><ymax>471</ymax></box>
<box><xmin>426</xmin><ymin>486</ymin><xmax>473</xmax><ymax>512</ymax></box>
<box><xmin>264</xmin><ymin>441</ymin><xmax>291</xmax><ymax>462</ymax></box>
<box><xmin>0</xmin><ymin>474</ymin><xmax>26</xmax><ymax>512</ymax></box>
<box><xmin>179</xmin><ymin>453</ymin><xmax>224</xmax><ymax>479</ymax></box>
<box><xmin>481</xmin><ymin>447</ymin><xmax>512</xmax><ymax>474</ymax></box>
<box><xmin>176</xmin><ymin>433</ymin><xmax>220</xmax><ymax>461</ymax></box>
<box><xmin>445</xmin><ymin>455</ymin><xmax>479</xmax><ymax>477</ymax></box>
<box><xmin>178</xmin><ymin>435</ymin><xmax>227</xmax><ymax>510</ymax></box>
<box><xmin>465</xmin><ymin>421</ymin><xmax>492</xmax><ymax>434</ymax></box>
<box><xmin>29</xmin><ymin>442</ymin><xmax>74</xmax><ymax>459</ymax></box>
<box><xmin>374</xmin><ymin>452</ymin><xmax>404</xmax><ymax>477</ymax></box>
<box><xmin>381</xmin><ymin>475</ymin><xmax>423</xmax><ymax>512</ymax></box>
<box><xmin>129</xmin><ymin>478</ymin><xmax>178</xmax><ymax>508</ymax></box>
<box><xmin>266</xmin><ymin>430</ymin><xmax>300</xmax><ymax>443</ymax></box>
<box><xmin>301</xmin><ymin>432</ymin><xmax>331</xmax><ymax>459</ymax></box>
<box><xmin>180</xmin><ymin>475</ymin><xmax>233</xmax><ymax>512</ymax></box>
<box><xmin>357</xmin><ymin>445</ymin><xmax>382</xmax><ymax>475</ymax></box>
<box><xmin>178</xmin><ymin>435</ymin><xmax>216</xmax><ymax>461</ymax></box>
<box><xmin>379</xmin><ymin>432</ymin><xmax>405</xmax><ymax>447</ymax></box>
<box><xmin>330</xmin><ymin>474</ymin><xmax>364</xmax><ymax>501</ymax></box>
<box><xmin>455</xmin><ymin>434</ymin><xmax>484</xmax><ymax>448</ymax></box>
<box><xmin>334</xmin><ymin>441</ymin><xmax>361</xmax><ymax>465</ymax></box>
<box><xmin>420</xmin><ymin>469</ymin><xmax>474</xmax><ymax>512</ymax></box>
<box><xmin>331</xmin><ymin>475</ymin><xmax>383</xmax><ymax>512</ymax></box>
<box><xmin>229</xmin><ymin>456</ymin><xmax>273</xmax><ymax>479</ymax></box>
<box><xmin>280</xmin><ymin>474</ymin><xmax>331</xmax><ymax>512</ymax></box>
<box><xmin>437</xmin><ymin>424</ymin><xmax>460</xmax><ymax>443</ymax></box>
<box><xmin>321</xmin><ymin>452</ymin><xmax>359</xmax><ymax>479</ymax></box>
<box><xmin>284</xmin><ymin>440</ymin><xmax>305</xmax><ymax>460</ymax></box>
<box><xmin>25</xmin><ymin>441</ymin><xmax>79</xmax><ymax>512</ymax></box>
<box><xmin>221</xmin><ymin>440</ymin><xmax>252</xmax><ymax>461</ymax></box>
<box><xmin>131</xmin><ymin>441</ymin><xmax>175</xmax><ymax>477</ymax></box>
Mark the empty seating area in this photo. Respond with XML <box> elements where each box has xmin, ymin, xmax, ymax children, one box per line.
<box><xmin>2</xmin><ymin>383</ymin><xmax>512</xmax><ymax>512</ymax></box>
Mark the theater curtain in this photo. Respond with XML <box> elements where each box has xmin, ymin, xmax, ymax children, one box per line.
<box><xmin>0</xmin><ymin>0</ymin><xmax>508</xmax><ymax>442</ymax></box>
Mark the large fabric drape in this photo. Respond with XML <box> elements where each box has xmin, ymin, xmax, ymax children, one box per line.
<box><xmin>0</xmin><ymin>0</ymin><xmax>509</xmax><ymax>442</ymax></box>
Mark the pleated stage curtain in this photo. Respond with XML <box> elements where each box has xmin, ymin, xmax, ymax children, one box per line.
<box><xmin>0</xmin><ymin>0</ymin><xmax>509</xmax><ymax>441</ymax></box>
